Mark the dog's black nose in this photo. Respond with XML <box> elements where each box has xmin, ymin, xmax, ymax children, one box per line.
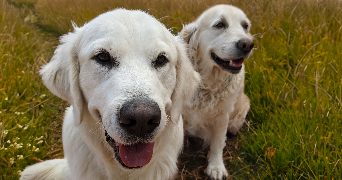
<box><xmin>119</xmin><ymin>97</ymin><xmax>161</xmax><ymax>137</ymax></box>
<box><xmin>236</xmin><ymin>38</ymin><xmax>254</xmax><ymax>54</ymax></box>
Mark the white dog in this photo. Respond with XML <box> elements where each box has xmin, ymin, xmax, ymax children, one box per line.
<box><xmin>20</xmin><ymin>9</ymin><xmax>199</xmax><ymax>180</ymax></box>
<box><xmin>181</xmin><ymin>5</ymin><xmax>253</xmax><ymax>180</ymax></box>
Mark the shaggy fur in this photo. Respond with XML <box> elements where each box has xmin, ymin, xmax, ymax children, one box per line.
<box><xmin>181</xmin><ymin>4</ymin><xmax>253</xmax><ymax>180</ymax></box>
<box><xmin>21</xmin><ymin>9</ymin><xmax>199</xmax><ymax>180</ymax></box>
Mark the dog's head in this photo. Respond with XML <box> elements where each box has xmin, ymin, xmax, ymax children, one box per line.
<box><xmin>181</xmin><ymin>4</ymin><xmax>254</xmax><ymax>74</ymax></box>
<box><xmin>40</xmin><ymin>9</ymin><xmax>199</xmax><ymax>169</ymax></box>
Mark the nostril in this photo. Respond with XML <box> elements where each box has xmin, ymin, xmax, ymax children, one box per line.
<box><xmin>120</xmin><ymin>119</ymin><xmax>137</xmax><ymax>128</ymax></box>
<box><xmin>250</xmin><ymin>42</ymin><xmax>254</xmax><ymax>49</ymax></box>
<box><xmin>147</xmin><ymin>119</ymin><xmax>160</xmax><ymax>126</ymax></box>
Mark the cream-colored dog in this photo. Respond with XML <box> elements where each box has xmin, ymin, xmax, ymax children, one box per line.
<box><xmin>20</xmin><ymin>9</ymin><xmax>199</xmax><ymax>180</ymax></box>
<box><xmin>181</xmin><ymin>5</ymin><xmax>253</xmax><ymax>180</ymax></box>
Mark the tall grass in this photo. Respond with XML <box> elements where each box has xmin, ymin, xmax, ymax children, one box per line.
<box><xmin>0</xmin><ymin>0</ymin><xmax>66</xmax><ymax>179</ymax></box>
<box><xmin>239</xmin><ymin>0</ymin><xmax>342</xmax><ymax>179</ymax></box>
<box><xmin>1</xmin><ymin>0</ymin><xmax>341</xmax><ymax>179</ymax></box>
<box><xmin>33</xmin><ymin>0</ymin><xmax>253</xmax><ymax>35</ymax></box>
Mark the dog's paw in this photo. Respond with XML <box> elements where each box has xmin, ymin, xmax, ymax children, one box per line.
<box><xmin>205</xmin><ymin>163</ymin><xmax>228</xmax><ymax>180</ymax></box>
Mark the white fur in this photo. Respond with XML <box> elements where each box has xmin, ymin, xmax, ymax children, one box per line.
<box><xmin>21</xmin><ymin>9</ymin><xmax>199</xmax><ymax>180</ymax></box>
<box><xmin>181</xmin><ymin>5</ymin><xmax>253</xmax><ymax>180</ymax></box>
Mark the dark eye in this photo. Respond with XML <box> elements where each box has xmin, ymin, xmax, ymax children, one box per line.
<box><xmin>153</xmin><ymin>54</ymin><xmax>168</xmax><ymax>68</ymax></box>
<box><xmin>214</xmin><ymin>22</ymin><xmax>226</xmax><ymax>29</ymax></box>
<box><xmin>93</xmin><ymin>51</ymin><xmax>119</xmax><ymax>68</ymax></box>
<box><xmin>242</xmin><ymin>23</ymin><xmax>248</xmax><ymax>30</ymax></box>
<box><xmin>96</xmin><ymin>52</ymin><xmax>111</xmax><ymax>63</ymax></box>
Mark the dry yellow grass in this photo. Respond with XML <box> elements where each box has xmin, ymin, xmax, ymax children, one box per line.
<box><xmin>33</xmin><ymin>0</ymin><xmax>262</xmax><ymax>35</ymax></box>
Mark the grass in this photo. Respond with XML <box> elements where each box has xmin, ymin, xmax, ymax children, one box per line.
<box><xmin>0</xmin><ymin>0</ymin><xmax>341</xmax><ymax>179</ymax></box>
<box><xmin>240</xmin><ymin>1</ymin><xmax>342</xmax><ymax>178</ymax></box>
<box><xmin>0</xmin><ymin>0</ymin><xmax>66</xmax><ymax>179</ymax></box>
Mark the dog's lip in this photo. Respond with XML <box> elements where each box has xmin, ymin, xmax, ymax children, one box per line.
<box><xmin>105</xmin><ymin>130</ymin><xmax>154</xmax><ymax>169</ymax></box>
<box><xmin>210</xmin><ymin>52</ymin><xmax>244</xmax><ymax>73</ymax></box>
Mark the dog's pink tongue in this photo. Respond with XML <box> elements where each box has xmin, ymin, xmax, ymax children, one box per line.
<box><xmin>230</xmin><ymin>59</ymin><xmax>244</xmax><ymax>67</ymax></box>
<box><xmin>118</xmin><ymin>142</ymin><xmax>154</xmax><ymax>167</ymax></box>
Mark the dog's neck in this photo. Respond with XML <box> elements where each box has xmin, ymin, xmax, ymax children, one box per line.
<box><xmin>198</xmin><ymin>65</ymin><xmax>245</xmax><ymax>94</ymax></box>
<box><xmin>188</xmin><ymin>64</ymin><xmax>245</xmax><ymax>114</ymax></box>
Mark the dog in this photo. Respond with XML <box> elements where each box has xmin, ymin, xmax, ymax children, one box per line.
<box><xmin>20</xmin><ymin>9</ymin><xmax>199</xmax><ymax>180</ymax></box>
<box><xmin>180</xmin><ymin>4</ymin><xmax>253</xmax><ymax>180</ymax></box>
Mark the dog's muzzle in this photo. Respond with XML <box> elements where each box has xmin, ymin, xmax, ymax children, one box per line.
<box><xmin>211</xmin><ymin>38</ymin><xmax>253</xmax><ymax>74</ymax></box>
<box><xmin>105</xmin><ymin>97</ymin><xmax>161</xmax><ymax>168</ymax></box>
<box><xmin>211</xmin><ymin>52</ymin><xmax>243</xmax><ymax>74</ymax></box>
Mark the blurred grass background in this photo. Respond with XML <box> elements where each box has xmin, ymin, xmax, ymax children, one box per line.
<box><xmin>0</xmin><ymin>0</ymin><xmax>341</xmax><ymax>179</ymax></box>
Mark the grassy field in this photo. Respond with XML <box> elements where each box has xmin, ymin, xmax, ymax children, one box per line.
<box><xmin>0</xmin><ymin>0</ymin><xmax>341</xmax><ymax>179</ymax></box>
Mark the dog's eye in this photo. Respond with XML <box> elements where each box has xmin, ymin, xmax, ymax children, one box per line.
<box><xmin>153</xmin><ymin>54</ymin><xmax>168</xmax><ymax>68</ymax></box>
<box><xmin>242</xmin><ymin>23</ymin><xmax>249</xmax><ymax>30</ymax></box>
<box><xmin>93</xmin><ymin>51</ymin><xmax>119</xmax><ymax>68</ymax></box>
<box><xmin>96</xmin><ymin>52</ymin><xmax>111</xmax><ymax>63</ymax></box>
<box><xmin>214</xmin><ymin>22</ymin><xmax>226</xmax><ymax>29</ymax></box>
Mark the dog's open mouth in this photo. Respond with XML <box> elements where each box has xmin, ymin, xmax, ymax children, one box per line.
<box><xmin>105</xmin><ymin>130</ymin><xmax>154</xmax><ymax>169</ymax></box>
<box><xmin>211</xmin><ymin>52</ymin><xmax>244</xmax><ymax>74</ymax></box>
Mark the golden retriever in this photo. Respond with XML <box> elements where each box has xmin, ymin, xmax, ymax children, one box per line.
<box><xmin>181</xmin><ymin>4</ymin><xmax>253</xmax><ymax>180</ymax></box>
<box><xmin>21</xmin><ymin>9</ymin><xmax>199</xmax><ymax>180</ymax></box>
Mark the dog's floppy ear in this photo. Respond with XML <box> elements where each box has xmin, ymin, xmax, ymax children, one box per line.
<box><xmin>180</xmin><ymin>22</ymin><xmax>198</xmax><ymax>45</ymax></box>
<box><xmin>170</xmin><ymin>37</ymin><xmax>200</xmax><ymax>123</ymax></box>
<box><xmin>180</xmin><ymin>22</ymin><xmax>199</xmax><ymax>61</ymax></box>
<box><xmin>40</xmin><ymin>28</ymin><xmax>84</xmax><ymax>126</ymax></box>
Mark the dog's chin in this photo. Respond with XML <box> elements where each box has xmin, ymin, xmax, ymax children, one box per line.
<box><xmin>105</xmin><ymin>130</ymin><xmax>154</xmax><ymax>169</ymax></box>
<box><xmin>211</xmin><ymin>52</ymin><xmax>244</xmax><ymax>74</ymax></box>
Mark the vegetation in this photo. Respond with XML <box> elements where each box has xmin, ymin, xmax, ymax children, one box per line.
<box><xmin>0</xmin><ymin>0</ymin><xmax>66</xmax><ymax>179</ymax></box>
<box><xmin>0</xmin><ymin>0</ymin><xmax>341</xmax><ymax>179</ymax></box>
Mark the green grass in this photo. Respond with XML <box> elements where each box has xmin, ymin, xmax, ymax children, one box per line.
<box><xmin>1</xmin><ymin>0</ymin><xmax>341</xmax><ymax>179</ymax></box>
<box><xmin>239</xmin><ymin>1</ymin><xmax>342</xmax><ymax>178</ymax></box>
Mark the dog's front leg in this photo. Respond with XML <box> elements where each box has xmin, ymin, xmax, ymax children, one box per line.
<box><xmin>205</xmin><ymin>116</ymin><xmax>229</xmax><ymax>180</ymax></box>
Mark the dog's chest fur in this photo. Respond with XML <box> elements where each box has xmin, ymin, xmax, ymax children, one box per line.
<box><xmin>190</xmin><ymin>66</ymin><xmax>244</xmax><ymax>117</ymax></box>
<box><xmin>183</xmin><ymin>65</ymin><xmax>245</xmax><ymax>140</ymax></box>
